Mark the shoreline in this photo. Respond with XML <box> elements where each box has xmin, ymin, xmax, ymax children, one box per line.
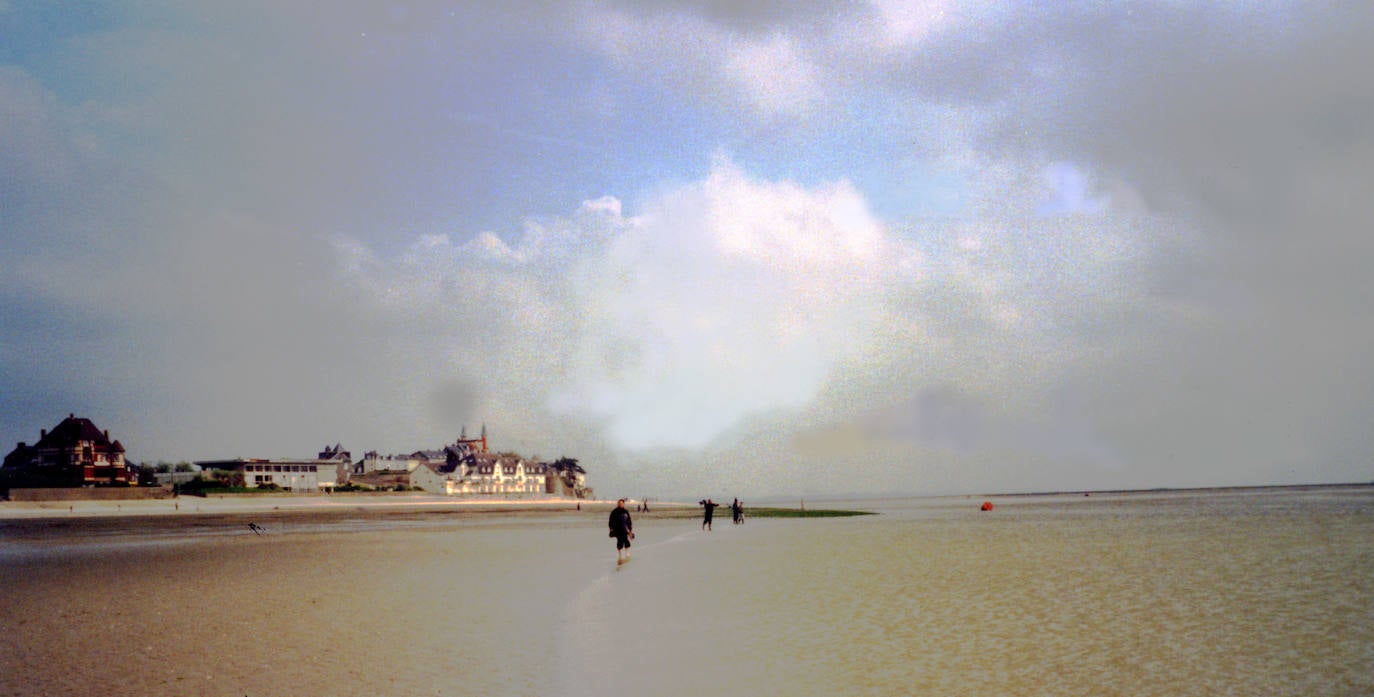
<box><xmin>0</xmin><ymin>494</ymin><xmax>706</xmax><ymax>543</ymax></box>
<box><xmin>0</xmin><ymin>494</ymin><xmax>872</xmax><ymax>541</ymax></box>
<box><xmin>0</xmin><ymin>492</ymin><xmax>694</xmax><ymax>521</ymax></box>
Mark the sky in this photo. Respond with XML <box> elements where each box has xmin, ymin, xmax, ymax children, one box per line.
<box><xmin>3</xmin><ymin>1</ymin><xmax>1373</xmax><ymax>499</ymax></box>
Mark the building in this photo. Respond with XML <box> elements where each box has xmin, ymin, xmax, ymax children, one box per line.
<box><xmin>1</xmin><ymin>414</ymin><xmax>134</xmax><ymax>488</ymax></box>
<box><xmin>357</xmin><ymin>451</ymin><xmax>414</xmax><ymax>475</ymax></box>
<box><xmin>407</xmin><ymin>458</ymin><xmax>456</xmax><ymax>494</ymax></box>
<box><xmin>194</xmin><ymin>458</ymin><xmax>342</xmax><ymax>492</ymax></box>
<box><xmin>356</xmin><ymin>450</ymin><xmax>437</xmax><ymax>475</ymax></box>
<box><xmin>355</xmin><ymin>427</ymin><xmax>488</xmax><ymax>476</ymax></box>
<box><xmin>410</xmin><ymin>451</ymin><xmax>553</xmax><ymax>496</ymax></box>
<box><xmin>196</xmin><ymin>444</ymin><xmax>351</xmax><ymax>492</ymax></box>
<box><xmin>463</xmin><ymin>453</ymin><xmax>549</xmax><ymax>496</ymax></box>
<box><xmin>346</xmin><ymin>426</ymin><xmax>589</xmax><ymax>498</ymax></box>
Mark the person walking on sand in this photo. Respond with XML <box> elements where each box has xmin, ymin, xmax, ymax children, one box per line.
<box><xmin>609</xmin><ymin>498</ymin><xmax>634</xmax><ymax>562</ymax></box>
<box><xmin>700</xmin><ymin>499</ymin><xmax>719</xmax><ymax>531</ymax></box>
<box><xmin>731</xmin><ymin>498</ymin><xmax>743</xmax><ymax>525</ymax></box>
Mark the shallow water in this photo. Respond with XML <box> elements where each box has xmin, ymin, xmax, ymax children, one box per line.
<box><xmin>2</xmin><ymin>487</ymin><xmax>1372</xmax><ymax>696</ymax></box>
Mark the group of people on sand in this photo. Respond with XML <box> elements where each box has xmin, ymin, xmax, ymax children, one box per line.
<box><xmin>606</xmin><ymin>496</ymin><xmax>747</xmax><ymax>562</ymax></box>
<box><xmin>697</xmin><ymin>498</ymin><xmax>744</xmax><ymax>530</ymax></box>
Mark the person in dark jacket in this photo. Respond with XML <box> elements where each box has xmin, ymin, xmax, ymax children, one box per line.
<box><xmin>609</xmin><ymin>498</ymin><xmax>634</xmax><ymax>561</ymax></box>
<box><xmin>700</xmin><ymin>499</ymin><xmax>719</xmax><ymax>531</ymax></box>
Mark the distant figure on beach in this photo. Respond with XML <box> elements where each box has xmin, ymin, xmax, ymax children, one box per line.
<box><xmin>609</xmin><ymin>498</ymin><xmax>634</xmax><ymax>562</ymax></box>
<box><xmin>731</xmin><ymin>498</ymin><xmax>744</xmax><ymax>525</ymax></box>
<box><xmin>248</xmin><ymin>522</ymin><xmax>265</xmax><ymax>535</ymax></box>
<box><xmin>700</xmin><ymin>499</ymin><xmax>719</xmax><ymax>530</ymax></box>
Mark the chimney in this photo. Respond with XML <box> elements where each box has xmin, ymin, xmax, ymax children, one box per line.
<box><xmin>104</xmin><ymin>430</ymin><xmax>110</xmax><ymax>441</ymax></box>
<box><xmin>41</xmin><ymin>429</ymin><xmax>47</xmax><ymax>439</ymax></box>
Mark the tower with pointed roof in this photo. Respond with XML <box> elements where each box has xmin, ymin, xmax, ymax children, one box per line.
<box><xmin>455</xmin><ymin>423</ymin><xmax>488</xmax><ymax>454</ymax></box>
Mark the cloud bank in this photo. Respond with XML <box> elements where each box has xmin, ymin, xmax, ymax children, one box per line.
<box><xmin>3</xmin><ymin>1</ymin><xmax>1372</xmax><ymax>497</ymax></box>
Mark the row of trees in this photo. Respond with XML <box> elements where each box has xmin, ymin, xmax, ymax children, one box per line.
<box><xmin>549</xmin><ymin>457</ymin><xmax>585</xmax><ymax>490</ymax></box>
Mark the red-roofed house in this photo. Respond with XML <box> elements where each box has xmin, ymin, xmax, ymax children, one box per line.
<box><xmin>2</xmin><ymin>414</ymin><xmax>133</xmax><ymax>487</ymax></box>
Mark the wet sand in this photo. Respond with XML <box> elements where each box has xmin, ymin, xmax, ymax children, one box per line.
<box><xmin>2</xmin><ymin>493</ymin><xmax>597</xmax><ymax>518</ymax></box>
<box><xmin>1</xmin><ymin>510</ymin><xmax>615</xmax><ymax>696</ymax></box>
<box><xmin>0</xmin><ymin>494</ymin><xmax>700</xmax><ymax>546</ymax></box>
<box><xmin>3</xmin><ymin>489</ymin><xmax>1372</xmax><ymax>696</ymax></box>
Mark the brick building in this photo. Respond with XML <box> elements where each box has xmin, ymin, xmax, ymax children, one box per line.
<box><xmin>2</xmin><ymin>414</ymin><xmax>133</xmax><ymax>487</ymax></box>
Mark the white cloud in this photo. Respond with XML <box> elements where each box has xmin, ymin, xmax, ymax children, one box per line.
<box><xmin>867</xmin><ymin>0</ymin><xmax>957</xmax><ymax>47</ymax></box>
<box><xmin>552</xmin><ymin>158</ymin><xmax>895</xmax><ymax>449</ymax></box>
<box><xmin>333</xmin><ymin>158</ymin><xmax>901</xmax><ymax>453</ymax></box>
<box><xmin>314</xmin><ymin>148</ymin><xmax>1166</xmax><ymax>492</ymax></box>
<box><xmin>1036</xmin><ymin>162</ymin><xmax>1109</xmax><ymax>216</ymax></box>
<box><xmin>722</xmin><ymin>32</ymin><xmax>823</xmax><ymax>118</ymax></box>
<box><xmin>580</xmin><ymin>6</ymin><xmax>828</xmax><ymax>121</ymax></box>
<box><xmin>464</xmin><ymin>231</ymin><xmax>519</xmax><ymax>262</ymax></box>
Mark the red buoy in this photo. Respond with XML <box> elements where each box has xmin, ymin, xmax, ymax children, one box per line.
<box><xmin>980</xmin><ymin>501</ymin><xmax>994</xmax><ymax>511</ymax></box>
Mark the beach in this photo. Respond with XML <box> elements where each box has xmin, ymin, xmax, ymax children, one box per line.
<box><xmin>0</xmin><ymin>494</ymin><xmax>709</xmax><ymax>559</ymax></box>
<box><xmin>3</xmin><ymin>487</ymin><xmax>1372</xmax><ymax>696</ymax></box>
<box><xmin>0</xmin><ymin>492</ymin><xmax>618</xmax><ymax>520</ymax></box>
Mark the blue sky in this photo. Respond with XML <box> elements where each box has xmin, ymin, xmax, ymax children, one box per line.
<box><xmin>3</xmin><ymin>1</ymin><xmax>1372</xmax><ymax>498</ymax></box>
